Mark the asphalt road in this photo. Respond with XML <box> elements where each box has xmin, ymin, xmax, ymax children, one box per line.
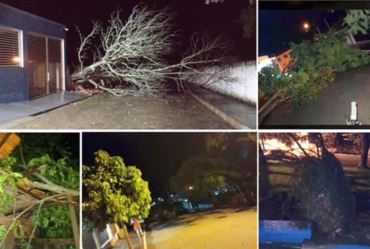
<box><xmin>262</xmin><ymin>64</ymin><xmax>370</xmax><ymax>127</ymax></box>
<box><xmin>0</xmin><ymin>92</ymin><xmax>231</xmax><ymax>129</ymax></box>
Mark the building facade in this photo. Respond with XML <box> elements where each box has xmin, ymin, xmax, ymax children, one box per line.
<box><xmin>0</xmin><ymin>3</ymin><xmax>66</xmax><ymax>103</ymax></box>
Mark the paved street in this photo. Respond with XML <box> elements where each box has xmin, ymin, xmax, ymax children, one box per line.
<box><xmin>262</xmin><ymin>64</ymin><xmax>370</xmax><ymax>126</ymax></box>
<box><xmin>1</xmin><ymin>92</ymin><xmax>231</xmax><ymax>129</ymax></box>
<box><xmin>115</xmin><ymin>208</ymin><xmax>257</xmax><ymax>249</ymax></box>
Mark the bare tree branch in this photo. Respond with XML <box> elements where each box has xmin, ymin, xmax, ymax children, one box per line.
<box><xmin>72</xmin><ymin>5</ymin><xmax>228</xmax><ymax>96</ymax></box>
<box><xmin>76</xmin><ymin>22</ymin><xmax>100</xmax><ymax>70</ymax></box>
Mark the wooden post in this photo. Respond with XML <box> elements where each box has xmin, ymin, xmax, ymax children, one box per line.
<box><xmin>67</xmin><ymin>195</ymin><xmax>80</xmax><ymax>249</ymax></box>
<box><xmin>123</xmin><ymin>224</ymin><xmax>133</xmax><ymax>249</ymax></box>
<box><xmin>142</xmin><ymin>232</ymin><xmax>147</xmax><ymax>249</ymax></box>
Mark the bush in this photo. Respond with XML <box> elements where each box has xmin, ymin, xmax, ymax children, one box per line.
<box><xmin>148</xmin><ymin>201</ymin><xmax>188</xmax><ymax>222</ymax></box>
<box><xmin>213</xmin><ymin>190</ymin><xmax>247</xmax><ymax>208</ymax></box>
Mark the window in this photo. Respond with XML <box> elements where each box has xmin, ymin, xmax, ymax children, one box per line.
<box><xmin>0</xmin><ymin>26</ymin><xmax>22</xmax><ymax>67</ymax></box>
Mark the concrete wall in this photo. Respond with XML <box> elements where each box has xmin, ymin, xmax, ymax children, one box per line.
<box><xmin>0</xmin><ymin>3</ymin><xmax>66</xmax><ymax>103</ymax></box>
<box><xmin>189</xmin><ymin>61</ymin><xmax>257</xmax><ymax>105</ymax></box>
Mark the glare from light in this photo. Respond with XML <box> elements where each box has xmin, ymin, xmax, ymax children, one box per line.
<box><xmin>12</xmin><ymin>56</ymin><xmax>20</xmax><ymax>63</ymax></box>
<box><xmin>302</xmin><ymin>21</ymin><xmax>310</xmax><ymax>32</ymax></box>
<box><xmin>262</xmin><ymin>133</ymin><xmax>318</xmax><ymax>158</ymax></box>
<box><xmin>188</xmin><ymin>186</ymin><xmax>194</xmax><ymax>190</ymax></box>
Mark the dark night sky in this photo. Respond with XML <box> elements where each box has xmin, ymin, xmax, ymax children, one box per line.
<box><xmin>259</xmin><ymin>9</ymin><xmax>344</xmax><ymax>55</ymax></box>
<box><xmin>259</xmin><ymin>1</ymin><xmax>370</xmax><ymax>56</ymax></box>
<box><xmin>82</xmin><ymin>133</ymin><xmax>256</xmax><ymax>197</ymax></box>
<box><xmin>0</xmin><ymin>0</ymin><xmax>254</xmax><ymax>69</ymax></box>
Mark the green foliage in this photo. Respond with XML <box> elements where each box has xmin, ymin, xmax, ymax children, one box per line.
<box><xmin>23</xmin><ymin>142</ymin><xmax>79</xmax><ymax>243</ymax></box>
<box><xmin>25</xmin><ymin>146</ymin><xmax>79</xmax><ymax>242</ymax></box>
<box><xmin>291</xmin><ymin>34</ymin><xmax>370</xmax><ymax>73</ymax></box>
<box><xmin>19</xmin><ymin>239</ymin><xmax>31</xmax><ymax>249</ymax></box>
<box><xmin>28</xmin><ymin>155</ymin><xmax>79</xmax><ymax>190</ymax></box>
<box><xmin>170</xmin><ymin>157</ymin><xmax>243</xmax><ymax>204</ymax></box>
<box><xmin>0</xmin><ymin>225</ymin><xmax>6</xmax><ymax>240</ymax></box>
<box><xmin>149</xmin><ymin>201</ymin><xmax>188</xmax><ymax>222</ymax></box>
<box><xmin>32</xmin><ymin>205</ymin><xmax>73</xmax><ymax>238</ymax></box>
<box><xmin>259</xmin><ymin>65</ymin><xmax>290</xmax><ymax>97</ymax></box>
<box><xmin>0</xmin><ymin>133</ymin><xmax>79</xmax><ymax>247</ymax></box>
<box><xmin>213</xmin><ymin>189</ymin><xmax>247</xmax><ymax>208</ymax></box>
<box><xmin>344</xmin><ymin>10</ymin><xmax>370</xmax><ymax>35</ymax></box>
<box><xmin>13</xmin><ymin>134</ymin><xmax>78</xmax><ymax>164</ymax></box>
<box><xmin>83</xmin><ymin>150</ymin><xmax>152</xmax><ymax>230</ymax></box>
<box><xmin>259</xmin><ymin>33</ymin><xmax>370</xmax><ymax>106</ymax></box>
<box><xmin>0</xmin><ymin>156</ymin><xmax>23</xmax><ymax>212</ymax></box>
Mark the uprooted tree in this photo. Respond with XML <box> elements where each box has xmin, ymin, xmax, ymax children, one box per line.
<box><xmin>72</xmin><ymin>5</ymin><xmax>228</xmax><ymax>96</ymax></box>
<box><xmin>259</xmin><ymin>133</ymin><xmax>357</xmax><ymax>239</ymax></box>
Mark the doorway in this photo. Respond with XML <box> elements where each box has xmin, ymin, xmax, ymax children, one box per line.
<box><xmin>27</xmin><ymin>33</ymin><xmax>63</xmax><ymax>100</ymax></box>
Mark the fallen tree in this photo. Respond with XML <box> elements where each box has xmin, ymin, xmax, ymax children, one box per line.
<box><xmin>72</xmin><ymin>5</ymin><xmax>228</xmax><ymax>96</ymax></box>
<box><xmin>0</xmin><ymin>134</ymin><xmax>80</xmax><ymax>249</ymax></box>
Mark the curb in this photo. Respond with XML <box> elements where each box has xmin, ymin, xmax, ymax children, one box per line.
<box><xmin>187</xmin><ymin>90</ymin><xmax>250</xmax><ymax>130</ymax></box>
<box><xmin>31</xmin><ymin>93</ymin><xmax>91</xmax><ymax>116</ymax></box>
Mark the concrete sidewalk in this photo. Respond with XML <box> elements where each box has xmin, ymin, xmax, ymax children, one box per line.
<box><xmin>187</xmin><ymin>84</ymin><xmax>256</xmax><ymax>129</ymax></box>
<box><xmin>0</xmin><ymin>91</ymin><xmax>88</xmax><ymax>125</ymax></box>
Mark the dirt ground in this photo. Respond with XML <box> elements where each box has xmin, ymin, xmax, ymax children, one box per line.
<box><xmin>1</xmin><ymin>92</ymin><xmax>232</xmax><ymax>129</ymax></box>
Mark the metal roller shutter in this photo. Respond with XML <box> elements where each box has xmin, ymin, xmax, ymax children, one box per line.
<box><xmin>48</xmin><ymin>38</ymin><xmax>62</xmax><ymax>94</ymax></box>
<box><xmin>0</xmin><ymin>27</ymin><xmax>21</xmax><ymax>67</ymax></box>
<box><xmin>27</xmin><ymin>33</ymin><xmax>47</xmax><ymax>99</ymax></box>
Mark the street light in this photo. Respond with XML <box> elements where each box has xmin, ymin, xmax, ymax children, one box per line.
<box><xmin>302</xmin><ymin>21</ymin><xmax>310</xmax><ymax>32</ymax></box>
<box><xmin>188</xmin><ymin>186</ymin><xmax>194</xmax><ymax>190</ymax></box>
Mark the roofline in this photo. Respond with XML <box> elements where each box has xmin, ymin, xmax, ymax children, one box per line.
<box><xmin>0</xmin><ymin>2</ymin><xmax>67</xmax><ymax>29</ymax></box>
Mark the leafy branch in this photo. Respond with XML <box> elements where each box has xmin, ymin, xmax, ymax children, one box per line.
<box><xmin>0</xmin><ymin>134</ymin><xmax>79</xmax><ymax>249</ymax></box>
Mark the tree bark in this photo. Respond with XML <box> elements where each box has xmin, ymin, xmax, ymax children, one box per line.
<box><xmin>360</xmin><ymin>133</ymin><xmax>370</xmax><ymax>169</ymax></box>
<box><xmin>28</xmin><ymin>180</ymin><xmax>79</xmax><ymax>196</ymax></box>
<box><xmin>67</xmin><ymin>195</ymin><xmax>80</xmax><ymax>249</ymax></box>
<box><xmin>259</xmin><ymin>144</ymin><xmax>269</xmax><ymax>198</ymax></box>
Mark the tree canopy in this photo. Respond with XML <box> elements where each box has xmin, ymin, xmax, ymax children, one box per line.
<box><xmin>170</xmin><ymin>133</ymin><xmax>257</xmax><ymax>206</ymax></box>
<box><xmin>83</xmin><ymin>150</ymin><xmax>151</xmax><ymax>230</ymax></box>
<box><xmin>344</xmin><ymin>10</ymin><xmax>370</xmax><ymax>35</ymax></box>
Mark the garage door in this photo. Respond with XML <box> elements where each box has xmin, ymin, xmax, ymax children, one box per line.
<box><xmin>27</xmin><ymin>33</ymin><xmax>63</xmax><ymax>99</ymax></box>
<box><xmin>48</xmin><ymin>38</ymin><xmax>62</xmax><ymax>94</ymax></box>
<box><xmin>27</xmin><ymin>33</ymin><xmax>47</xmax><ymax>99</ymax></box>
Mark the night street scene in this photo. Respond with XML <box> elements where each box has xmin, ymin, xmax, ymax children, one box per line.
<box><xmin>258</xmin><ymin>1</ymin><xmax>370</xmax><ymax>128</ymax></box>
<box><xmin>259</xmin><ymin>133</ymin><xmax>370</xmax><ymax>249</ymax></box>
<box><xmin>0</xmin><ymin>0</ymin><xmax>256</xmax><ymax>129</ymax></box>
<box><xmin>82</xmin><ymin>132</ymin><xmax>257</xmax><ymax>249</ymax></box>
<box><xmin>0</xmin><ymin>133</ymin><xmax>80</xmax><ymax>249</ymax></box>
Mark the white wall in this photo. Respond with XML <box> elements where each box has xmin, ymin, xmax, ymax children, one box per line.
<box><xmin>188</xmin><ymin>61</ymin><xmax>257</xmax><ymax>105</ymax></box>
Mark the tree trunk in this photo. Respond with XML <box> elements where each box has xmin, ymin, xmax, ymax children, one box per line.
<box><xmin>259</xmin><ymin>144</ymin><xmax>269</xmax><ymax>198</ymax></box>
<box><xmin>360</xmin><ymin>133</ymin><xmax>370</xmax><ymax>169</ymax></box>
<box><xmin>123</xmin><ymin>224</ymin><xmax>133</xmax><ymax>249</ymax></box>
